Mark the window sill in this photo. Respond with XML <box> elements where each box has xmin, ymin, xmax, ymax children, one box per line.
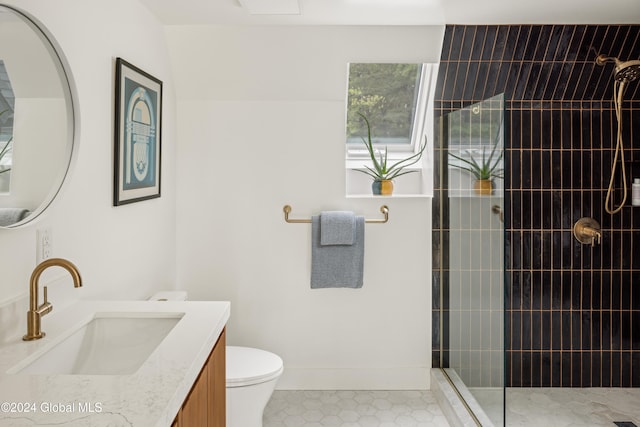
<box><xmin>346</xmin><ymin>194</ymin><xmax>432</xmax><ymax>199</ymax></box>
<box><xmin>346</xmin><ymin>166</ymin><xmax>432</xmax><ymax>198</ymax></box>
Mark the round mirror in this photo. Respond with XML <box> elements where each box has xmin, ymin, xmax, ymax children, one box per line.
<box><xmin>0</xmin><ymin>4</ymin><xmax>76</xmax><ymax>228</ymax></box>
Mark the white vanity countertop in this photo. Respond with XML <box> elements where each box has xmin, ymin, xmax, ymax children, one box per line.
<box><xmin>0</xmin><ymin>300</ymin><xmax>230</xmax><ymax>427</ymax></box>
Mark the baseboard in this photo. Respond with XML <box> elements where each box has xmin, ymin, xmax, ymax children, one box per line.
<box><xmin>276</xmin><ymin>366</ymin><xmax>429</xmax><ymax>390</ymax></box>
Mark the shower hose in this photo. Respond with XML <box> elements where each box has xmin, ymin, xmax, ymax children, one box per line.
<box><xmin>604</xmin><ymin>80</ymin><xmax>628</xmax><ymax>214</ymax></box>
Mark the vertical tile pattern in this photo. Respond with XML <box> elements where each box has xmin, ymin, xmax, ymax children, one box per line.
<box><xmin>433</xmin><ymin>24</ymin><xmax>640</xmax><ymax>387</ymax></box>
<box><xmin>445</xmin><ymin>94</ymin><xmax>505</xmax><ymax>388</ymax></box>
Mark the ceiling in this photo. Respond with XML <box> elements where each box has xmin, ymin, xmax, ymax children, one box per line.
<box><xmin>138</xmin><ymin>0</ymin><xmax>640</xmax><ymax>26</ymax></box>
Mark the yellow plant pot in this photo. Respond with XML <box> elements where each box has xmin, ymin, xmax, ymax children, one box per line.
<box><xmin>474</xmin><ymin>179</ymin><xmax>493</xmax><ymax>195</ymax></box>
<box><xmin>372</xmin><ymin>180</ymin><xmax>394</xmax><ymax>196</ymax></box>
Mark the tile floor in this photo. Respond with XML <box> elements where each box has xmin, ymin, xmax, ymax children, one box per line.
<box><xmin>263</xmin><ymin>390</ymin><xmax>451</xmax><ymax>427</ymax></box>
<box><xmin>470</xmin><ymin>387</ymin><xmax>640</xmax><ymax>427</ymax></box>
<box><xmin>263</xmin><ymin>387</ymin><xmax>640</xmax><ymax>426</ymax></box>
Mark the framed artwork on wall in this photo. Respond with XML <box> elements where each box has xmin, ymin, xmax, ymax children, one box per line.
<box><xmin>113</xmin><ymin>57</ymin><xmax>162</xmax><ymax>206</ymax></box>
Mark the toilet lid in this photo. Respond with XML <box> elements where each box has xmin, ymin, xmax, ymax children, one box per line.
<box><xmin>226</xmin><ymin>346</ymin><xmax>283</xmax><ymax>387</ymax></box>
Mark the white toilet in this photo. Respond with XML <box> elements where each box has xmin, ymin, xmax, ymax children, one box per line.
<box><xmin>226</xmin><ymin>345</ymin><xmax>283</xmax><ymax>427</ymax></box>
<box><xmin>148</xmin><ymin>291</ymin><xmax>283</xmax><ymax>427</ymax></box>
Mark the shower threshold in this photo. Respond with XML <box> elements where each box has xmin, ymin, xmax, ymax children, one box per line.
<box><xmin>434</xmin><ymin>369</ymin><xmax>640</xmax><ymax>427</ymax></box>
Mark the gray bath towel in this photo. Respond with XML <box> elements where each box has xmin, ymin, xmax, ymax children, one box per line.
<box><xmin>0</xmin><ymin>208</ymin><xmax>29</xmax><ymax>226</ymax></box>
<box><xmin>320</xmin><ymin>211</ymin><xmax>355</xmax><ymax>245</ymax></box>
<box><xmin>311</xmin><ymin>214</ymin><xmax>364</xmax><ymax>289</ymax></box>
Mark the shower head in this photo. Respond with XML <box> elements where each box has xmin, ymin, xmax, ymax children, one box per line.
<box><xmin>596</xmin><ymin>54</ymin><xmax>640</xmax><ymax>83</ymax></box>
<box><xmin>614</xmin><ymin>59</ymin><xmax>640</xmax><ymax>82</ymax></box>
<box><xmin>599</xmin><ymin>54</ymin><xmax>639</xmax><ymax>214</ymax></box>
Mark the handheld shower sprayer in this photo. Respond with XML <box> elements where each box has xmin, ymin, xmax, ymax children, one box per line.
<box><xmin>597</xmin><ymin>54</ymin><xmax>640</xmax><ymax>214</ymax></box>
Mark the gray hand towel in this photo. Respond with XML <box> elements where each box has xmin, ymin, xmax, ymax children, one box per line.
<box><xmin>0</xmin><ymin>208</ymin><xmax>29</xmax><ymax>226</ymax></box>
<box><xmin>311</xmin><ymin>214</ymin><xmax>364</xmax><ymax>289</ymax></box>
<box><xmin>320</xmin><ymin>211</ymin><xmax>355</xmax><ymax>246</ymax></box>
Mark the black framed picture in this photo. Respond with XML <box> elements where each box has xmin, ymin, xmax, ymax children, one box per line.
<box><xmin>113</xmin><ymin>57</ymin><xmax>162</xmax><ymax>206</ymax></box>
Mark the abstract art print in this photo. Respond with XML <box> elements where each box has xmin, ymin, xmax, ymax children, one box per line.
<box><xmin>113</xmin><ymin>57</ymin><xmax>162</xmax><ymax>205</ymax></box>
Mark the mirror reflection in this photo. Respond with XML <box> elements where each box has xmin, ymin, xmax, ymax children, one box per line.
<box><xmin>0</xmin><ymin>5</ymin><xmax>74</xmax><ymax>227</ymax></box>
<box><xmin>0</xmin><ymin>60</ymin><xmax>14</xmax><ymax>192</ymax></box>
<box><xmin>445</xmin><ymin>93</ymin><xmax>505</xmax><ymax>425</ymax></box>
<box><xmin>447</xmin><ymin>93</ymin><xmax>504</xmax><ymax>197</ymax></box>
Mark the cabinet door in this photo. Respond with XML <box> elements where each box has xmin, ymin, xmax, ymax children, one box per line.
<box><xmin>208</xmin><ymin>329</ymin><xmax>226</xmax><ymax>427</ymax></box>
<box><xmin>172</xmin><ymin>328</ymin><xmax>226</xmax><ymax>427</ymax></box>
<box><xmin>180</xmin><ymin>362</ymin><xmax>209</xmax><ymax>426</ymax></box>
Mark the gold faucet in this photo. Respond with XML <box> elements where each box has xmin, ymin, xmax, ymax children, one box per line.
<box><xmin>573</xmin><ymin>218</ymin><xmax>602</xmax><ymax>247</ymax></box>
<box><xmin>583</xmin><ymin>227</ymin><xmax>602</xmax><ymax>246</ymax></box>
<box><xmin>23</xmin><ymin>258</ymin><xmax>82</xmax><ymax>341</ymax></box>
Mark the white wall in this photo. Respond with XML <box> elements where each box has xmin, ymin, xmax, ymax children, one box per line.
<box><xmin>168</xmin><ymin>25</ymin><xmax>444</xmax><ymax>389</ymax></box>
<box><xmin>0</xmin><ymin>0</ymin><xmax>177</xmax><ymax>337</ymax></box>
<box><xmin>0</xmin><ymin>2</ymin><xmax>444</xmax><ymax>390</ymax></box>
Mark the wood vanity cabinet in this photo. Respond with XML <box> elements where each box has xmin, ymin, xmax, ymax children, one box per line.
<box><xmin>172</xmin><ymin>328</ymin><xmax>226</xmax><ymax>427</ymax></box>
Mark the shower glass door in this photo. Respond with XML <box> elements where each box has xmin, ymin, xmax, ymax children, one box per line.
<box><xmin>445</xmin><ymin>93</ymin><xmax>505</xmax><ymax>425</ymax></box>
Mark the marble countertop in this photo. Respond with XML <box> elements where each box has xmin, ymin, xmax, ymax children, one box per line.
<box><xmin>0</xmin><ymin>300</ymin><xmax>230</xmax><ymax>426</ymax></box>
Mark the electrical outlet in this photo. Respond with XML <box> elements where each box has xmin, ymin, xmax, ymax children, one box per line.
<box><xmin>37</xmin><ymin>227</ymin><xmax>52</xmax><ymax>263</ymax></box>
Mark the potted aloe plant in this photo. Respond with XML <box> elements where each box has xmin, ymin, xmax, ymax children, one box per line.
<box><xmin>355</xmin><ymin>113</ymin><xmax>427</xmax><ymax>195</ymax></box>
<box><xmin>448</xmin><ymin>138</ymin><xmax>503</xmax><ymax>195</ymax></box>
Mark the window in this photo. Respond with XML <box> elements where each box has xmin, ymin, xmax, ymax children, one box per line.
<box><xmin>346</xmin><ymin>63</ymin><xmax>436</xmax><ymax>156</ymax></box>
<box><xmin>345</xmin><ymin>62</ymin><xmax>438</xmax><ymax>197</ymax></box>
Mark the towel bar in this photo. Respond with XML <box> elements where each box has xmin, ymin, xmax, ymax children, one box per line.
<box><xmin>283</xmin><ymin>205</ymin><xmax>389</xmax><ymax>224</ymax></box>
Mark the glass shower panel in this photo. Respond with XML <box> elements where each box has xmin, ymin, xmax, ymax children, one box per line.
<box><xmin>446</xmin><ymin>93</ymin><xmax>505</xmax><ymax>426</ymax></box>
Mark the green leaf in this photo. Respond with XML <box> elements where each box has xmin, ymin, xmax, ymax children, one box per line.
<box><xmin>357</xmin><ymin>113</ymin><xmax>427</xmax><ymax>182</ymax></box>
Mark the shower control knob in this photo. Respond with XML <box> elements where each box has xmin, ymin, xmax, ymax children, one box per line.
<box><xmin>573</xmin><ymin>218</ymin><xmax>601</xmax><ymax>247</ymax></box>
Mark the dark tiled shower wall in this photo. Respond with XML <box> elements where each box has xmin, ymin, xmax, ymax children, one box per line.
<box><xmin>432</xmin><ymin>25</ymin><xmax>640</xmax><ymax>387</ymax></box>
<box><xmin>505</xmin><ymin>102</ymin><xmax>640</xmax><ymax>387</ymax></box>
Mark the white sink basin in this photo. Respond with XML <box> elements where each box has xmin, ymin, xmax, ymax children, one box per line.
<box><xmin>9</xmin><ymin>312</ymin><xmax>183</xmax><ymax>375</ymax></box>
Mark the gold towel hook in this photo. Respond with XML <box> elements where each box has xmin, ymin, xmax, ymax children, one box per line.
<box><xmin>283</xmin><ymin>205</ymin><xmax>389</xmax><ymax>224</ymax></box>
